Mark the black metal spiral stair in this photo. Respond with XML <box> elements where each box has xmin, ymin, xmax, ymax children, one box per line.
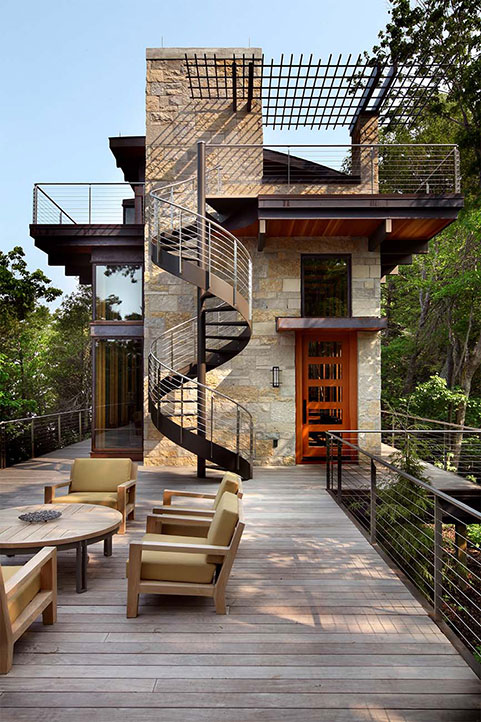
<box><xmin>148</xmin><ymin>179</ymin><xmax>254</xmax><ymax>479</ymax></box>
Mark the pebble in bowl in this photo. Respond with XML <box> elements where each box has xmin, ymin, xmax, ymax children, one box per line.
<box><xmin>18</xmin><ymin>509</ymin><xmax>62</xmax><ymax>523</ymax></box>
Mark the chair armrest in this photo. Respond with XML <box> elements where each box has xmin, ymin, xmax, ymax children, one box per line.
<box><xmin>4</xmin><ymin>547</ymin><xmax>57</xmax><ymax>599</ymax></box>
<box><xmin>146</xmin><ymin>513</ymin><xmax>211</xmax><ymax>533</ymax></box>
<box><xmin>44</xmin><ymin>481</ymin><xmax>71</xmax><ymax>503</ymax></box>
<box><xmin>162</xmin><ymin>489</ymin><xmax>216</xmax><ymax>505</ymax></box>
<box><xmin>152</xmin><ymin>506</ymin><xmax>215</xmax><ymax>517</ymax></box>
<box><xmin>131</xmin><ymin>541</ymin><xmax>228</xmax><ymax>555</ymax></box>
<box><xmin>118</xmin><ymin>479</ymin><xmax>136</xmax><ymax>491</ymax></box>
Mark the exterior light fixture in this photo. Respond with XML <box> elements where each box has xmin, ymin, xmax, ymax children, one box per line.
<box><xmin>272</xmin><ymin>366</ymin><xmax>280</xmax><ymax>388</ymax></box>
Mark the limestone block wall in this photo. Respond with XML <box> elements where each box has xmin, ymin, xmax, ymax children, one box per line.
<box><xmin>214</xmin><ymin>236</ymin><xmax>381</xmax><ymax>466</ymax></box>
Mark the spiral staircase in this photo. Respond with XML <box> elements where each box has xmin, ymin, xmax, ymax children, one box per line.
<box><xmin>148</xmin><ymin>175</ymin><xmax>254</xmax><ymax>479</ymax></box>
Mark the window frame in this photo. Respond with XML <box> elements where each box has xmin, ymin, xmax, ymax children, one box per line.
<box><xmin>301</xmin><ymin>253</ymin><xmax>352</xmax><ymax>318</ymax></box>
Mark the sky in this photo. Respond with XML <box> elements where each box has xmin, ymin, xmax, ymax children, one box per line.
<box><xmin>0</xmin><ymin>0</ymin><xmax>390</xmax><ymax>301</ymax></box>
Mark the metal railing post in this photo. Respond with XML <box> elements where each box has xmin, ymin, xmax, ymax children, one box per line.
<box><xmin>370</xmin><ymin>148</ymin><xmax>375</xmax><ymax>194</ymax></box>
<box><xmin>434</xmin><ymin>496</ymin><xmax>443</xmax><ymax>621</ymax></box>
<box><xmin>58</xmin><ymin>414</ymin><xmax>62</xmax><ymax>446</ymax></box>
<box><xmin>178</xmin><ymin>211</ymin><xmax>183</xmax><ymax>274</ymax></box>
<box><xmin>0</xmin><ymin>424</ymin><xmax>6</xmax><ymax>469</ymax></box>
<box><xmin>88</xmin><ymin>185</ymin><xmax>92</xmax><ymax>224</ymax></box>
<box><xmin>236</xmin><ymin>407</ymin><xmax>241</xmax><ymax>471</ymax></box>
<box><xmin>454</xmin><ymin>146</ymin><xmax>461</xmax><ymax>193</ymax></box>
<box><xmin>33</xmin><ymin>185</ymin><xmax>38</xmax><ymax>224</ymax></box>
<box><xmin>79</xmin><ymin>410</ymin><xmax>82</xmax><ymax>440</ymax></box>
<box><xmin>337</xmin><ymin>439</ymin><xmax>342</xmax><ymax>500</ymax></box>
<box><xmin>287</xmin><ymin>147</ymin><xmax>291</xmax><ymax>189</ymax></box>
<box><xmin>326</xmin><ymin>434</ymin><xmax>331</xmax><ymax>490</ymax></box>
<box><xmin>370</xmin><ymin>459</ymin><xmax>377</xmax><ymax>544</ymax></box>
<box><xmin>233</xmin><ymin>238</ymin><xmax>237</xmax><ymax>306</ymax></box>
<box><xmin>31</xmin><ymin>419</ymin><xmax>35</xmax><ymax>458</ymax></box>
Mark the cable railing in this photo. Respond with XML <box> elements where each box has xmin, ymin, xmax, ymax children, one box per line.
<box><xmin>381</xmin><ymin>410</ymin><xmax>481</xmax><ymax>486</ymax></box>
<box><xmin>32</xmin><ymin>183</ymin><xmax>145</xmax><ymax>225</ymax></box>
<box><xmin>147</xmin><ymin>156</ymin><xmax>254</xmax><ymax>477</ymax></box>
<box><xmin>326</xmin><ymin>431</ymin><xmax>481</xmax><ymax>672</ymax></box>
<box><xmin>0</xmin><ymin>409</ymin><xmax>92</xmax><ymax>468</ymax></box>
<box><xmin>202</xmin><ymin>143</ymin><xmax>460</xmax><ymax>194</ymax></box>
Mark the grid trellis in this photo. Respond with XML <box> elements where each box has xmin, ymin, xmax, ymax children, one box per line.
<box><xmin>184</xmin><ymin>53</ymin><xmax>446</xmax><ymax>130</ymax></box>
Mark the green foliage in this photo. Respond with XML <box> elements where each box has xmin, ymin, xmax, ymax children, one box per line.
<box><xmin>373</xmin><ymin>0</ymin><xmax>481</xmax><ymax>193</ymax></box>
<box><xmin>0</xmin><ymin>248</ymin><xmax>91</xmax><ymax>420</ymax></box>
<box><xmin>467</xmin><ymin>524</ymin><xmax>481</xmax><ymax>548</ymax></box>
<box><xmin>377</xmin><ymin>446</ymin><xmax>435</xmax><ymax>597</ymax></box>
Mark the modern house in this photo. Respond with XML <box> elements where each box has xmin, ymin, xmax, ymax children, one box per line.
<box><xmin>30</xmin><ymin>47</ymin><xmax>464</xmax><ymax>478</ymax></box>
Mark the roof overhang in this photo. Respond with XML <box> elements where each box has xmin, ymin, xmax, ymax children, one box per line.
<box><xmin>30</xmin><ymin>224</ymin><xmax>144</xmax><ymax>284</ymax></box>
<box><xmin>208</xmin><ymin>193</ymin><xmax>464</xmax><ymax>277</ymax></box>
<box><xmin>276</xmin><ymin>317</ymin><xmax>387</xmax><ymax>332</ymax></box>
<box><xmin>109</xmin><ymin>136</ymin><xmax>145</xmax><ymax>182</ymax></box>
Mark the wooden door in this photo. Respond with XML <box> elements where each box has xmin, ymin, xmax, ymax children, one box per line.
<box><xmin>296</xmin><ymin>332</ymin><xmax>357</xmax><ymax>463</ymax></box>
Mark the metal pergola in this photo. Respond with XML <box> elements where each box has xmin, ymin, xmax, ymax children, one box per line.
<box><xmin>184</xmin><ymin>53</ymin><xmax>445</xmax><ymax>130</ymax></box>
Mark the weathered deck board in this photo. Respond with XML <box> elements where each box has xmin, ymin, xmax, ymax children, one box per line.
<box><xmin>0</xmin><ymin>441</ymin><xmax>480</xmax><ymax>721</ymax></box>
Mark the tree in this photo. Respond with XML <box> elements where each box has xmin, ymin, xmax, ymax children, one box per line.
<box><xmin>47</xmin><ymin>287</ymin><xmax>92</xmax><ymax>411</ymax></box>
<box><xmin>372</xmin><ymin>0</ymin><xmax>481</xmax><ymax>192</ymax></box>
<box><xmin>0</xmin><ymin>247</ymin><xmax>61</xmax><ymax>321</ymax></box>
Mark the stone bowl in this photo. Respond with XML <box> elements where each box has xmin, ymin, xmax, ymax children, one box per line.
<box><xmin>18</xmin><ymin>510</ymin><xmax>62</xmax><ymax>523</ymax></box>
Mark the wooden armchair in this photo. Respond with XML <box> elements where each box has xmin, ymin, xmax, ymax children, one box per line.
<box><xmin>127</xmin><ymin>491</ymin><xmax>244</xmax><ymax>616</ymax></box>
<box><xmin>152</xmin><ymin>472</ymin><xmax>243</xmax><ymax>537</ymax></box>
<box><xmin>0</xmin><ymin>547</ymin><xmax>57</xmax><ymax>674</ymax></box>
<box><xmin>44</xmin><ymin>458</ymin><xmax>137</xmax><ymax>534</ymax></box>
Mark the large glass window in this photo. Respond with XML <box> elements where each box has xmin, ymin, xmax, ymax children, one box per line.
<box><xmin>95</xmin><ymin>264</ymin><xmax>142</xmax><ymax>321</ymax></box>
<box><xmin>302</xmin><ymin>255</ymin><xmax>350</xmax><ymax>317</ymax></box>
<box><xmin>94</xmin><ymin>339</ymin><xmax>143</xmax><ymax>450</ymax></box>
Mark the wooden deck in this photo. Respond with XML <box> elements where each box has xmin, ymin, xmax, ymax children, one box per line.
<box><xmin>0</xmin><ymin>441</ymin><xmax>480</xmax><ymax>721</ymax></box>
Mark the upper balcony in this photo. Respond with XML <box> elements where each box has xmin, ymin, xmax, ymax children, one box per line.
<box><xmin>30</xmin><ymin>181</ymin><xmax>145</xmax><ymax>283</ymax></box>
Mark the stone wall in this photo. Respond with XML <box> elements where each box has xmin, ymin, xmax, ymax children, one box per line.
<box><xmin>144</xmin><ymin>47</ymin><xmax>383</xmax><ymax>467</ymax></box>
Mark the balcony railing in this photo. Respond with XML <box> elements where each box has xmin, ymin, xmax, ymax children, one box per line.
<box><xmin>32</xmin><ymin>183</ymin><xmax>145</xmax><ymax>225</ymax></box>
<box><xmin>203</xmin><ymin>143</ymin><xmax>461</xmax><ymax>194</ymax></box>
<box><xmin>0</xmin><ymin>409</ymin><xmax>92</xmax><ymax>468</ymax></box>
<box><xmin>381</xmin><ymin>410</ymin><xmax>481</xmax><ymax>485</ymax></box>
<box><xmin>326</xmin><ymin>430</ymin><xmax>481</xmax><ymax>671</ymax></box>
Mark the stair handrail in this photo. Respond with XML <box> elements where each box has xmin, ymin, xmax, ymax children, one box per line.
<box><xmin>148</xmin><ymin>171</ymin><xmax>254</xmax><ymax>474</ymax></box>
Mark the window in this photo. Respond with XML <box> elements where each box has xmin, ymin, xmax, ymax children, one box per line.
<box><xmin>94</xmin><ymin>339</ymin><xmax>143</xmax><ymax>450</ymax></box>
<box><xmin>95</xmin><ymin>264</ymin><xmax>142</xmax><ymax>321</ymax></box>
<box><xmin>301</xmin><ymin>255</ymin><xmax>350</xmax><ymax>317</ymax></box>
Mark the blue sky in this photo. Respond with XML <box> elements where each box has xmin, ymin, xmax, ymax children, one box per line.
<box><xmin>0</xmin><ymin>0</ymin><xmax>389</xmax><ymax>300</ymax></box>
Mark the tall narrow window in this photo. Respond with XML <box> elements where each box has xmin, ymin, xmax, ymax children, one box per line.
<box><xmin>95</xmin><ymin>264</ymin><xmax>142</xmax><ymax>321</ymax></box>
<box><xmin>302</xmin><ymin>255</ymin><xmax>350</xmax><ymax>317</ymax></box>
<box><xmin>94</xmin><ymin>339</ymin><xmax>143</xmax><ymax>450</ymax></box>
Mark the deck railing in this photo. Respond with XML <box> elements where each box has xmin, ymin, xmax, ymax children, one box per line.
<box><xmin>0</xmin><ymin>409</ymin><xmax>91</xmax><ymax>468</ymax></box>
<box><xmin>204</xmin><ymin>143</ymin><xmax>461</xmax><ymax>194</ymax></box>
<box><xmin>381</xmin><ymin>410</ymin><xmax>481</xmax><ymax>485</ymax></box>
<box><xmin>326</xmin><ymin>431</ymin><xmax>481</xmax><ymax>672</ymax></box>
<box><xmin>32</xmin><ymin>183</ymin><xmax>145</xmax><ymax>225</ymax></box>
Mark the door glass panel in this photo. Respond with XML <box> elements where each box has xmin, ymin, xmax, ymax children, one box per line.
<box><xmin>309</xmin><ymin>409</ymin><xmax>343</xmax><ymax>425</ymax></box>
<box><xmin>308</xmin><ymin>431</ymin><xmax>327</xmax><ymax>447</ymax></box>
<box><xmin>308</xmin><ymin>341</ymin><xmax>342</xmax><ymax>357</ymax></box>
<box><xmin>94</xmin><ymin>339</ymin><xmax>143</xmax><ymax>449</ymax></box>
<box><xmin>308</xmin><ymin>363</ymin><xmax>342</xmax><ymax>380</ymax></box>
<box><xmin>309</xmin><ymin>386</ymin><xmax>343</xmax><ymax>402</ymax></box>
<box><xmin>302</xmin><ymin>256</ymin><xmax>349</xmax><ymax>317</ymax></box>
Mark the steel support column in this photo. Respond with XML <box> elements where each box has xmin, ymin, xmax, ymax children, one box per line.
<box><xmin>197</xmin><ymin>140</ymin><xmax>207</xmax><ymax>478</ymax></box>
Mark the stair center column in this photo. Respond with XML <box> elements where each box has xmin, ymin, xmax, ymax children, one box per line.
<box><xmin>197</xmin><ymin>140</ymin><xmax>207</xmax><ymax>478</ymax></box>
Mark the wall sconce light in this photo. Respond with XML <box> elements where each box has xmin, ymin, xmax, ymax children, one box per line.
<box><xmin>272</xmin><ymin>366</ymin><xmax>280</xmax><ymax>388</ymax></box>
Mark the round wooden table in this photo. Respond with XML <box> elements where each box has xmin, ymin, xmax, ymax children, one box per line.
<box><xmin>0</xmin><ymin>503</ymin><xmax>122</xmax><ymax>593</ymax></box>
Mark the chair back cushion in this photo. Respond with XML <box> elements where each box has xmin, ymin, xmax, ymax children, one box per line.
<box><xmin>207</xmin><ymin>492</ymin><xmax>239</xmax><ymax>547</ymax></box>
<box><xmin>1</xmin><ymin>565</ymin><xmax>41</xmax><ymax>624</ymax></box>
<box><xmin>70</xmin><ymin>458</ymin><xmax>132</xmax><ymax>492</ymax></box>
<box><xmin>213</xmin><ymin>473</ymin><xmax>241</xmax><ymax>509</ymax></box>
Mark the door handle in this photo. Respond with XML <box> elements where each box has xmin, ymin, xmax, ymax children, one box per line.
<box><xmin>303</xmin><ymin>400</ymin><xmax>307</xmax><ymax>425</ymax></box>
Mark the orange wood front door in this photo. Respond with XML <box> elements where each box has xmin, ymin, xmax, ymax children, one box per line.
<box><xmin>296</xmin><ymin>332</ymin><xmax>357</xmax><ymax>463</ymax></box>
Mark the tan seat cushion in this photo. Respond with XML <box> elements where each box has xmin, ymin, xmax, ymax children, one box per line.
<box><xmin>160</xmin><ymin>522</ymin><xmax>208</xmax><ymax>538</ymax></box>
<box><xmin>213</xmin><ymin>474</ymin><xmax>241</xmax><ymax>509</ymax></box>
<box><xmin>127</xmin><ymin>533</ymin><xmax>215</xmax><ymax>584</ymax></box>
<box><xmin>54</xmin><ymin>492</ymin><xmax>118</xmax><ymax>509</ymax></box>
<box><xmin>70</xmin><ymin>458</ymin><xmax>132</xmax><ymax>493</ymax></box>
<box><xmin>207</xmin><ymin>492</ymin><xmax>239</xmax><ymax>547</ymax></box>
<box><xmin>2</xmin><ymin>566</ymin><xmax>41</xmax><ymax>624</ymax></box>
